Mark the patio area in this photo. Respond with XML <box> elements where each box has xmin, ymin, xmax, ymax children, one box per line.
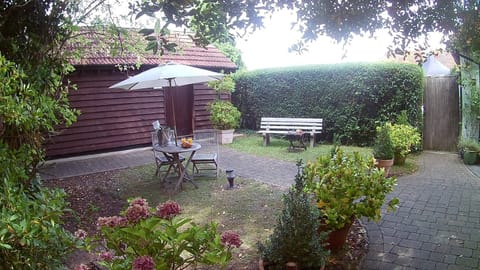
<box><xmin>39</xmin><ymin>147</ymin><xmax>480</xmax><ymax>269</ymax></box>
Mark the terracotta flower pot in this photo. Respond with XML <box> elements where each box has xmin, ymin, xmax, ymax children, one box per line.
<box><xmin>319</xmin><ymin>217</ymin><xmax>354</xmax><ymax>251</ymax></box>
<box><xmin>375</xmin><ymin>159</ymin><xmax>394</xmax><ymax>177</ymax></box>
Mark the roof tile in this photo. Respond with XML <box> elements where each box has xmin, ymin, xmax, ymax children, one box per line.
<box><xmin>68</xmin><ymin>30</ymin><xmax>236</xmax><ymax>70</ymax></box>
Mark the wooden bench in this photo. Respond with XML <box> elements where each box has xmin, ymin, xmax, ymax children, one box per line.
<box><xmin>258</xmin><ymin>117</ymin><xmax>323</xmax><ymax>148</ymax></box>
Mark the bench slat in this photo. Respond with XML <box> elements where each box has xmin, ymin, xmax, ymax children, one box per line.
<box><xmin>258</xmin><ymin>117</ymin><xmax>323</xmax><ymax>147</ymax></box>
<box><xmin>262</xmin><ymin>121</ymin><xmax>322</xmax><ymax>125</ymax></box>
<box><xmin>260</xmin><ymin>126</ymin><xmax>322</xmax><ymax>130</ymax></box>
<box><xmin>257</xmin><ymin>130</ymin><xmax>322</xmax><ymax>134</ymax></box>
<box><xmin>261</xmin><ymin>117</ymin><xmax>322</xmax><ymax>123</ymax></box>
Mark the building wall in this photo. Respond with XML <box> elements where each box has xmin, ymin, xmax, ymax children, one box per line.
<box><xmin>45</xmin><ymin>67</ymin><xmax>230</xmax><ymax>158</ymax></box>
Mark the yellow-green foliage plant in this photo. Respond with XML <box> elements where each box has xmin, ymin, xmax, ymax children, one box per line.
<box><xmin>304</xmin><ymin>148</ymin><xmax>399</xmax><ymax>231</ymax></box>
<box><xmin>386</xmin><ymin>122</ymin><xmax>421</xmax><ymax>165</ymax></box>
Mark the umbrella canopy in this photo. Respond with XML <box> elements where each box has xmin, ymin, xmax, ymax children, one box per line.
<box><xmin>109</xmin><ymin>62</ymin><xmax>225</xmax><ymax>145</ymax></box>
<box><xmin>109</xmin><ymin>62</ymin><xmax>225</xmax><ymax>90</ymax></box>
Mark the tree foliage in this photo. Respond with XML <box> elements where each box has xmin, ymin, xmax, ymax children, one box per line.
<box><xmin>0</xmin><ymin>1</ymin><xmax>86</xmax><ymax>268</ymax></box>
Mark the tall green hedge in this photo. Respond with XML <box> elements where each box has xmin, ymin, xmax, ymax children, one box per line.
<box><xmin>233</xmin><ymin>63</ymin><xmax>423</xmax><ymax>145</ymax></box>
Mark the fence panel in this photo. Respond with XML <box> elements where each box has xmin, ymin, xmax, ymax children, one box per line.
<box><xmin>423</xmin><ymin>76</ymin><xmax>459</xmax><ymax>151</ymax></box>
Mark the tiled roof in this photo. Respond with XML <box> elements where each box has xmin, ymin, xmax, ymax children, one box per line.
<box><xmin>68</xmin><ymin>30</ymin><xmax>237</xmax><ymax>70</ymax></box>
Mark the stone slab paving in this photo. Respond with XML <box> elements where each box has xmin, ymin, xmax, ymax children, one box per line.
<box><xmin>362</xmin><ymin>151</ymin><xmax>480</xmax><ymax>270</ymax></box>
<box><xmin>39</xmin><ymin>147</ymin><xmax>480</xmax><ymax>270</ymax></box>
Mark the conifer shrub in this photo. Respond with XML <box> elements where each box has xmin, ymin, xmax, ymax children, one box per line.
<box><xmin>258</xmin><ymin>162</ymin><xmax>329</xmax><ymax>269</ymax></box>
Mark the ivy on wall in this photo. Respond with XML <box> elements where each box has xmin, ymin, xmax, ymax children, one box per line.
<box><xmin>233</xmin><ymin>63</ymin><xmax>423</xmax><ymax>145</ymax></box>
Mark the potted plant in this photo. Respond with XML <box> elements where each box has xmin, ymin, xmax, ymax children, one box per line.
<box><xmin>386</xmin><ymin>122</ymin><xmax>421</xmax><ymax>165</ymax></box>
<box><xmin>208</xmin><ymin>75</ymin><xmax>241</xmax><ymax>144</ymax></box>
<box><xmin>372</xmin><ymin>124</ymin><xmax>395</xmax><ymax>176</ymax></box>
<box><xmin>304</xmin><ymin>148</ymin><xmax>399</xmax><ymax>250</ymax></box>
<box><xmin>258</xmin><ymin>162</ymin><xmax>329</xmax><ymax>269</ymax></box>
<box><xmin>458</xmin><ymin>137</ymin><xmax>480</xmax><ymax>165</ymax></box>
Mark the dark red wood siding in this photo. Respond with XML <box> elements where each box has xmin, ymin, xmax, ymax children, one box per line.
<box><xmin>45</xmin><ymin>68</ymin><xmax>230</xmax><ymax>158</ymax></box>
<box><xmin>45</xmin><ymin>68</ymin><xmax>166</xmax><ymax>157</ymax></box>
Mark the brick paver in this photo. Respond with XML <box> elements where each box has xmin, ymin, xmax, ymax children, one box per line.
<box><xmin>362</xmin><ymin>152</ymin><xmax>480</xmax><ymax>270</ymax></box>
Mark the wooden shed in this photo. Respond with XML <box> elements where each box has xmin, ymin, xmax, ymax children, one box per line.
<box><xmin>45</xmin><ymin>33</ymin><xmax>236</xmax><ymax>158</ymax></box>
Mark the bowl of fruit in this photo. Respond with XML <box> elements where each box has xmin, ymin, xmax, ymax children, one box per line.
<box><xmin>181</xmin><ymin>137</ymin><xmax>193</xmax><ymax>148</ymax></box>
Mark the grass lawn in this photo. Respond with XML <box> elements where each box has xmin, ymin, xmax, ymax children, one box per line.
<box><xmin>227</xmin><ymin>133</ymin><xmax>371</xmax><ymax>163</ymax></box>
<box><xmin>227</xmin><ymin>133</ymin><xmax>418</xmax><ymax>177</ymax></box>
<box><xmin>62</xmin><ymin>132</ymin><xmax>418</xmax><ymax>268</ymax></box>
<box><xmin>114</xmin><ymin>166</ymin><xmax>285</xmax><ymax>269</ymax></box>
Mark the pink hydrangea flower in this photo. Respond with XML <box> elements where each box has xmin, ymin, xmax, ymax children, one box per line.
<box><xmin>99</xmin><ymin>251</ymin><xmax>114</xmax><ymax>262</ymax></box>
<box><xmin>74</xmin><ymin>229</ymin><xmax>87</xmax><ymax>240</ymax></box>
<box><xmin>74</xmin><ymin>264</ymin><xmax>89</xmax><ymax>270</ymax></box>
<box><xmin>156</xmin><ymin>200</ymin><xmax>181</xmax><ymax>219</ymax></box>
<box><xmin>221</xmin><ymin>231</ymin><xmax>242</xmax><ymax>248</ymax></box>
<box><xmin>97</xmin><ymin>216</ymin><xmax>127</xmax><ymax>229</ymax></box>
<box><xmin>130</xmin><ymin>197</ymin><xmax>149</xmax><ymax>207</ymax></box>
<box><xmin>132</xmin><ymin>255</ymin><xmax>155</xmax><ymax>270</ymax></box>
<box><xmin>125</xmin><ymin>203</ymin><xmax>150</xmax><ymax>223</ymax></box>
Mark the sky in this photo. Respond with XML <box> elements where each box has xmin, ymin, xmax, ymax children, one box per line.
<box><xmin>111</xmin><ymin>4</ymin><xmax>445</xmax><ymax>71</ymax></box>
<box><xmin>235</xmin><ymin>10</ymin><xmax>445</xmax><ymax>70</ymax></box>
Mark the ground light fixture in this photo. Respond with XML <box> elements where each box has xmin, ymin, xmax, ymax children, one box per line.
<box><xmin>225</xmin><ymin>169</ymin><xmax>236</xmax><ymax>190</ymax></box>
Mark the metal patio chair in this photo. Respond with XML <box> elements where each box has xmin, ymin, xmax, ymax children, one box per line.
<box><xmin>151</xmin><ymin>131</ymin><xmax>185</xmax><ymax>180</ymax></box>
<box><xmin>191</xmin><ymin>129</ymin><xmax>218</xmax><ymax>177</ymax></box>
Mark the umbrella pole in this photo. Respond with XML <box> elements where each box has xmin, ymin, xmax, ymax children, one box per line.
<box><xmin>168</xmin><ymin>79</ymin><xmax>178</xmax><ymax>146</ymax></box>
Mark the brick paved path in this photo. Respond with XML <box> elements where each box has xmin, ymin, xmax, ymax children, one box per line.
<box><xmin>362</xmin><ymin>151</ymin><xmax>480</xmax><ymax>270</ymax></box>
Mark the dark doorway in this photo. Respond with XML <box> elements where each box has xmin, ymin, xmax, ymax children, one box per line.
<box><xmin>165</xmin><ymin>85</ymin><xmax>194</xmax><ymax>136</ymax></box>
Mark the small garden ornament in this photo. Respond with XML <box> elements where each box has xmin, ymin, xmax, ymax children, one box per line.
<box><xmin>304</xmin><ymin>148</ymin><xmax>399</xmax><ymax>250</ymax></box>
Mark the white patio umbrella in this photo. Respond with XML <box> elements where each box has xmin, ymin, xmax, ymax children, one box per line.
<box><xmin>109</xmin><ymin>62</ymin><xmax>225</xmax><ymax>144</ymax></box>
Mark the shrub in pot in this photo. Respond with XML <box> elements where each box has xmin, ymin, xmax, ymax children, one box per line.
<box><xmin>208</xmin><ymin>75</ymin><xmax>241</xmax><ymax>144</ymax></box>
<box><xmin>386</xmin><ymin>122</ymin><xmax>421</xmax><ymax>165</ymax></box>
<box><xmin>372</xmin><ymin>124</ymin><xmax>395</xmax><ymax>176</ymax></box>
<box><xmin>209</xmin><ymin>100</ymin><xmax>241</xmax><ymax>144</ymax></box>
<box><xmin>258</xmin><ymin>162</ymin><xmax>329</xmax><ymax>269</ymax></box>
<box><xmin>304</xmin><ymin>148</ymin><xmax>399</xmax><ymax>250</ymax></box>
<box><xmin>458</xmin><ymin>137</ymin><xmax>480</xmax><ymax>165</ymax></box>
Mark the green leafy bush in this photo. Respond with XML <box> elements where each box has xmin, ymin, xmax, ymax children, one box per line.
<box><xmin>458</xmin><ymin>137</ymin><xmax>480</xmax><ymax>152</ymax></box>
<box><xmin>78</xmin><ymin>198</ymin><xmax>240</xmax><ymax>270</ymax></box>
<box><xmin>209</xmin><ymin>100</ymin><xmax>241</xmax><ymax>130</ymax></box>
<box><xmin>385</xmin><ymin>122</ymin><xmax>421</xmax><ymax>163</ymax></box>
<box><xmin>0</xmin><ymin>53</ymin><xmax>78</xmax><ymax>269</ymax></box>
<box><xmin>258</xmin><ymin>163</ymin><xmax>328</xmax><ymax>269</ymax></box>
<box><xmin>0</xmin><ymin>175</ymin><xmax>77</xmax><ymax>269</ymax></box>
<box><xmin>208</xmin><ymin>74</ymin><xmax>236</xmax><ymax>94</ymax></box>
<box><xmin>233</xmin><ymin>63</ymin><xmax>423</xmax><ymax>145</ymax></box>
<box><xmin>304</xmin><ymin>148</ymin><xmax>399</xmax><ymax>230</ymax></box>
<box><xmin>373</xmin><ymin>124</ymin><xmax>395</xmax><ymax>160</ymax></box>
